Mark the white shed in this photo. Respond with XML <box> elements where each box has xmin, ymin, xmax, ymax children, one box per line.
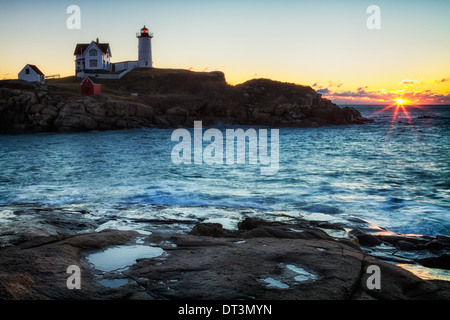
<box><xmin>18</xmin><ymin>64</ymin><xmax>45</xmax><ymax>84</ymax></box>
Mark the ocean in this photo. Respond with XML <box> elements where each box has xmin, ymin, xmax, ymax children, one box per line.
<box><xmin>0</xmin><ymin>105</ymin><xmax>449</xmax><ymax>238</ymax></box>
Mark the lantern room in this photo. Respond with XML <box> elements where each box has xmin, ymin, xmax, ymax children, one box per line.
<box><xmin>137</xmin><ymin>25</ymin><xmax>153</xmax><ymax>38</ymax></box>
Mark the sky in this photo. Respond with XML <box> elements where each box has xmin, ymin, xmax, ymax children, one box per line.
<box><xmin>0</xmin><ymin>0</ymin><xmax>449</xmax><ymax>104</ymax></box>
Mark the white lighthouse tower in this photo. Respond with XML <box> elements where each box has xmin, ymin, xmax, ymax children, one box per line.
<box><xmin>137</xmin><ymin>25</ymin><xmax>153</xmax><ymax>68</ymax></box>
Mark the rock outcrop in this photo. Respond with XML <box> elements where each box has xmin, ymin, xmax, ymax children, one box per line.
<box><xmin>0</xmin><ymin>87</ymin><xmax>155</xmax><ymax>133</ymax></box>
<box><xmin>349</xmin><ymin>228</ymin><xmax>450</xmax><ymax>270</ymax></box>
<box><xmin>0</xmin><ymin>216</ymin><xmax>448</xmax><ymax>300</ymax></box>
<box><xmin>0</xmin><ymin>69</ymin><xmax>372</xmax><ymax>134</ymax></box>
<box><xmin>234</xmin><ymin>79</ymin><xmax>368</xmax><ymax>128</ymax></box>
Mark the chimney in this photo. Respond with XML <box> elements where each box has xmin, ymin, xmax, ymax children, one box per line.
<box><xmin>96</xmin><ymin>38</ymin><xmax>99</xmax><ymax>44</ymax></box>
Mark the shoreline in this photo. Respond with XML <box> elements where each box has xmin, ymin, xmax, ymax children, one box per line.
<box><xmin>0</xmin><ymin>204</ymin><xmax>449</xmax><ymax>300</ymax></box>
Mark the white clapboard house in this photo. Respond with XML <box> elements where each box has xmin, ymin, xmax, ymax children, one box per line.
<box><xmin>74</xmin><ymin>38</ymin><xmax>112</xmax><ymax>75</ymax></box>
<box><xmin>18</xmin><ymin>64</ymin><xmax>45</xmax><ymax>84</ymax></box>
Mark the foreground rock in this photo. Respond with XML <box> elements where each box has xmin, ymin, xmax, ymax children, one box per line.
<box><xmin>0</xmin><ymin>218</ymin><xmax>448</xmax><ymax>300</ymax></box>
<box><xmin>349</xmin><ymin>227</ymin><xmax>450</xmax><ymax>270</ymax></box>
<box><xmin>0</xmin><ymin>89</ymin><xmax>155</xmax><ymax>133</ymax></box>
<box><xmin>0</xmin><ymin>229</ymin><xmax>141</xmax><ymax>299</ymax></box>
<box><xmin>0</xmin><ymin>69</ymin><xmax>372</xmax><ymax>133</ymax></box>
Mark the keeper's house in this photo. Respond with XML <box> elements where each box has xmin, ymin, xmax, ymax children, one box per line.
<box><xmin>74</xmin><ymin>38</ymin><xmax>112</xmax><ymax>75</ymax></box>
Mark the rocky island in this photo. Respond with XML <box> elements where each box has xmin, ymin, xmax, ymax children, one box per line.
<box><xmin>0</xmin><ymin>68</ymin><xmax>371</xmax><ymax>134</ymax></box>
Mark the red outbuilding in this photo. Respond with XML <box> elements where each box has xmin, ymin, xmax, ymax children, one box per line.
<box><xmin>80</xmin><ymin>77</ymin><xmax>101</xmax><ymax>96</ymax></box>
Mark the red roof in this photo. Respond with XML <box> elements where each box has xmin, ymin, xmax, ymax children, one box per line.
<box><xmin>27</xmin><ymin>64</ymin><xmax>44</xmax><ymax>75</ymax></box>
<box><xmin>81</xmin><ymin>77</ymin><xmax>101</xmax><ymax>85</ymax></box>
<box><xmin>73</xmin><ymin>42</ymin><xmax>112</xmax><ymax>57</ymax></box>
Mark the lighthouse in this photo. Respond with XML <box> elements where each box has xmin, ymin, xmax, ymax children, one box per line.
<box><xmin>137</xmin><ymin>25</ymin><xmax>153</xmax><ymax>68</ymax></box>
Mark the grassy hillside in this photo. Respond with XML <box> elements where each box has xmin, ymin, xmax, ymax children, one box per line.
<box><xmin>45</xmin><ymin>68</ymin><xmax>230</xmax><ymax>101</ymax></box>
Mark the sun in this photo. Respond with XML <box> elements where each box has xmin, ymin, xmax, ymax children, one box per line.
<box><xmin>395</xmin><ymin>98</ymin><xmax>407</xmax><ymax>105</ymax></box>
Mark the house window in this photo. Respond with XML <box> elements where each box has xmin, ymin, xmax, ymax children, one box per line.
<box><xmin>90</xmin><ymin>60</ymin><xmax>98</xmax><ymax>68</ymax></box>
<box><xmin>26</xmin><ymin>68</ymin><xmax>30</xmax><ymax>74</ymax></box>
<box><xmin>89</xmin><ymin>49</ymin><xmax>97</xmax><ymax>56</ymax></box>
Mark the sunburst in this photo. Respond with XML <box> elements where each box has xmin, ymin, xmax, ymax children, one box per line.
<box><xmin>368</xmin><ymin>98</ymin><xmax>431</xmax><ymax>134</ymax></box>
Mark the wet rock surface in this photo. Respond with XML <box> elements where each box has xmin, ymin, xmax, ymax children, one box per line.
<box><xmin>0</xmin><ymin>229</ymin><xmax>142</xmax><ymax>299</ymax></box>
<box><xmin>0</xmin><ymin>215</ymin><xmax>449</xmax><ymax>300</ymax></box>
<box><xmin>348</xmin><ymin>226</ymin><xmax>450</xmax><ymax>270</ymax></box>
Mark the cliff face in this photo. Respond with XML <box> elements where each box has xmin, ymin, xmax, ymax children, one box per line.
<box><xmin>234</xmin><ymin>79</ymin><xmax>367</xmax><ymax>128</ymax></box>
<box><xmin>0</xmin><ymin>69</ymin><xmax>371</xmax><ymax>133</ymax></box>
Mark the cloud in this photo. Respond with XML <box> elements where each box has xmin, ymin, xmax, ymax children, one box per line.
<box><xmin>331</xmin><ymin>87</ymin><xmax>371</xmax><ymax>98</ymax></box>
<box><xmin>434</xmin><ymin>77</ymin><xmax>450</xmax><ymax>83</ymax></box>
<box><xmin>401</xmin><ymin>79</ymin><xmax>418</xmax><ymax>85</ymax></box>
<box><xmin>311</xmin><ymin>79</ymin><xmax>450</xmax><ymax>104</ymax></box>
<box><xmin>316</xmin><ymin>88</ymin><xmax>330</xmax><ymax>95</ymax></box>
<box><xmin>401</xmin><ymin>91</ymin><xmax>450</xmax><ymax>104</ymax></box>
<box><xmin>400</xmin><ymin>78</ymin><xmax>450</xmax><ymax>86</ymax></box>
<box><xmin>321</xmin><ymin>86</ymin><xmax>450</xmax><ymax>105</ymax></box>
<box><xmin>327</xmin><ymin>80</ymin><xmax>343</xmax><ymax>88</ymax></box>
<box><xmin>312</xmin><ymin>80</ymin><xmax>343</xmax><ymax>90</ymax></box>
